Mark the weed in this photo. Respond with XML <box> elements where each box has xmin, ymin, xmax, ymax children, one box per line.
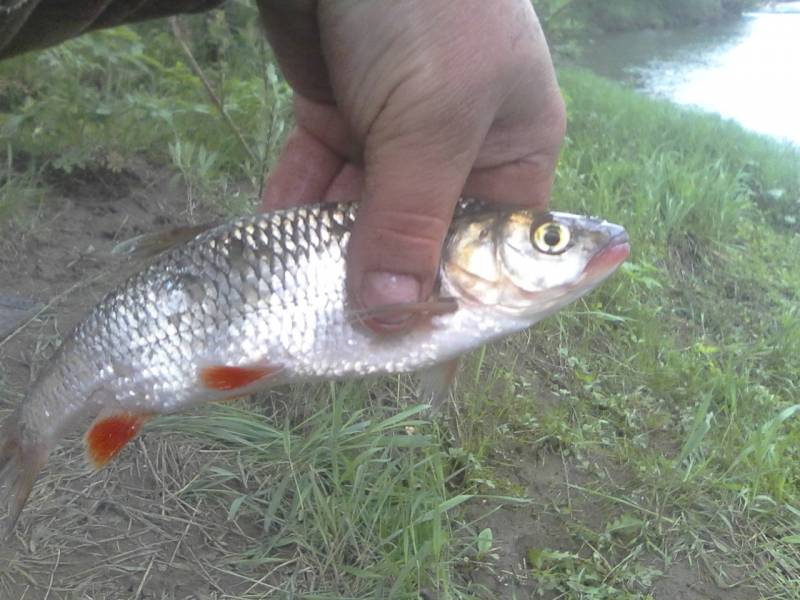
<box><xmin>151</xmin><ymin>386</ymin><xmax>470</xmax><ymax>597</ymax></box>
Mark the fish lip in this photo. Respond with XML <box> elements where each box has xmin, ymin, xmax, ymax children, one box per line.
<box><xmin>581</xmin><ymin>231</ymin><xmax>630</xmax><ymax>280</ymax></box>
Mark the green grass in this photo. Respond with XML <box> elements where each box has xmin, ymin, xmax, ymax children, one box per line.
<box><xmin>152</xmin><ymin>386</ymin><xmax>479</xmax><ymax>598</ymax></box>
<box><xmin>2</xmin><ymin>14</ymin><xmax>800</xmax><ymax>598</ymax></box>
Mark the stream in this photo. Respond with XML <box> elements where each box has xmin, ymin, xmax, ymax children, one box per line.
<box><xmin>578</xmin><ymin>2</ymin><xmax>800</xmax><ymax>146</ymax></box>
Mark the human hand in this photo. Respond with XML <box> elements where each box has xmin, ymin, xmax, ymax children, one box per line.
<box><xmin>259</xmin><ymin>0</ymin><xmax>566</xmax><ymax>329</ymax></box>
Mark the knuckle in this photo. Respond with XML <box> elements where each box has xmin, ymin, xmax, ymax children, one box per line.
<box><xmin>351</xmin><ymin>210</ymin><xmax>451</xmax><ymax>274</ymax></box>
<box><xmin>365</xmin><ymin>210</ymin><xmax>450</xmax><ymax>248</ymax></box>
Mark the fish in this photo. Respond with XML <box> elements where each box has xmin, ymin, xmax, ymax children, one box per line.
<box><xmin>0</xmin><ymin>199</ymin><xmax>630</xmax><ymax>533</ymax></box>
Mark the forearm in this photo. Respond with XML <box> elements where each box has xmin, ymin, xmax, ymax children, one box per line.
<box><xmin>0</xmin><ymin>0</ymin><xmax>224</xmax><ymax>59</ymax></box>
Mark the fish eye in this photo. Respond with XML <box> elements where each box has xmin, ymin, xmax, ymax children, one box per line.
<box><xmin>531</xmin><ymin>221</ymin><xmax>571</xmax><ymax>255</ymax></box>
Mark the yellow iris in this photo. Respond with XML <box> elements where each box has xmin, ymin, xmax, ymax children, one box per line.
<box><xmin>532</xmin><ymin>221</ymin><xmax>571</xmax><ymax>255</ymax></box>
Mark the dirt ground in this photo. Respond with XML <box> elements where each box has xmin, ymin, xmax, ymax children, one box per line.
<box><xmin>0</xmin><ymin>167</ymin><xmax>757</xmax><ymax>599</ymax></box>
<box><xmin>461</xmin><ymin>446</ymin><xmax>757</xmax><ymax>599</ymax></box>
<box><xmin>453</xmin><ymin>380</ymin><xmax>753</xmax><ymax>600</ymax></box>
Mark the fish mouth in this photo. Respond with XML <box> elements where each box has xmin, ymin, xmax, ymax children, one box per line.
<box><xmin>582</xmin><ymin>231</ymin><xmax>630</xmax><ymax>280</ymax></box>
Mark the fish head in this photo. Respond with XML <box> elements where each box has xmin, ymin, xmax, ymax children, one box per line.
<box><xmin>442</xmin><ymin>209</ymin><xmax>630</xmax><ymax>319</ymax></box>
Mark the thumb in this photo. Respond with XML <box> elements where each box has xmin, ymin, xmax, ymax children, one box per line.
<box><xmin>346</xmin><ymin>128</ymin><xmax>480</xmax><ymax>328</ymax></box>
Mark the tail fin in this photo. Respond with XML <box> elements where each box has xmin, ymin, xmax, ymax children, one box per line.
<box><xmin>0</xmin><ymin>294</ymin><xmax>42</xmax><ymax>342</ymax></box>
<box><xmin>0</xmin><ymin>416</ymin><xmax>48</xmax><ymax>537</ymax></box>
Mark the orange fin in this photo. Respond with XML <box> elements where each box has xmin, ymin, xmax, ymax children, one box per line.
<box><xmin>200</xmin><ymin>363</ymin><xmax>282</xmax><ymax>391</ymax></box>
<box><xmin>418</xmin><ymin>358</ymin><xmax>460</xmax><ymax>411</ymax></box>
<box><xmin>86</xmin><ymin>411</ymin><xmax>152</xmax><ymax>470</ymax></box>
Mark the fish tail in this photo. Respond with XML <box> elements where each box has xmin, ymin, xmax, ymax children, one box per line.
<box><xmin>0</xmin><ymin>415</ymin><xmax>48</xmax><ymax>537</ymax></box>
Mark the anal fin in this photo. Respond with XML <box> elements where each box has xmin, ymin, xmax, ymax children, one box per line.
<box><xmin>86</xmin><ymin>410</ymin><xmax>152</xmax><ymax>470</ymax></box>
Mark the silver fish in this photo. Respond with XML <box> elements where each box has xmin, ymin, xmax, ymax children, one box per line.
<box><xmin>0</xmin><ymin>199</ymin><xmax>629</xmax><ymax>532</ymax></box>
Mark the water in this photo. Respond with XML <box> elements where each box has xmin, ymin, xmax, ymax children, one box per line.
<box><xmin>579</xmin><ymin>2</ymin><xmax>800</xmax><ymax>145</ymax></box>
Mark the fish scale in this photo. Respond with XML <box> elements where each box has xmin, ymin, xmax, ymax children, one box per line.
<box><xmin>1</xmin><ymin>199</ymin><xmax>629</xmax><ymax>533</ymax></box>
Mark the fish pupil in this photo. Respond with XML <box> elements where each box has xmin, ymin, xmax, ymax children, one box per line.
<box><xmin>544</xmin><ymin>226</ymin><xmax>561</xmax><ymax>247</ymax></box>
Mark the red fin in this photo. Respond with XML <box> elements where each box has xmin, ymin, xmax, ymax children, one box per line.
<box><xmin>86</xmin><ymin>412</ymin><xmax>151</xmax><ymax>470</ymax></box>
<box><xmin>200</xmin><ymin>364</ymin><xmax>282</xmax><ymax>391</ymax></box>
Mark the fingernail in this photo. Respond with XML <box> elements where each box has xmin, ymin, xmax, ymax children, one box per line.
<box><xmin>360</xmin><ymin>271</ymin><xmax>420</xmax><ymax>324</ymax></box>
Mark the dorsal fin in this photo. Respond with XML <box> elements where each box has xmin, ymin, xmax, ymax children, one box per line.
<box><xmin>112</xmin><ymin>223</ymin><xmax>219</xmax><ymax>258</ymax></box>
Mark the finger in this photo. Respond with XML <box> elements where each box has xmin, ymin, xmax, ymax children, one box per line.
<box><xmin>464</xmin><ymin>75</ymin><xmax>566</xmax><ymax>209</ymax></box>
<box><xmin>293</xmin><ymin>96</ymin><xmax>360</xmax><ymax>161</ymax></box>
<box><xmin>262</xmin><ymin>95</ymin><xmax>361</xmax><ymax>211</ymax></box>
<box><xmin>323</xmin><ymin>164</ymin><xmax>363</xmax><ymax>204</ymax></box>
<box><xmin>346</xmin><ymin>131</ymin><xmax>480</xmax><ymax>330</ymax></box>
<box><xmin>463</xmin><ymin>152</ymin><xmax>559</xmax><ymax>211</ymax></box>
<box><xmin>261</xmin><ymin>126</ymin><xmax>344</xmax><ymax>211</ymax></box>
<box><xmin>256</xmin><ymin>1</ymin><xmax>333</xmax><ymax>103</ymax></box>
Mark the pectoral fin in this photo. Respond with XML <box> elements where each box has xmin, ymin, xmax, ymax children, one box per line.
<box><xmin>348</xmin><ymin>298</ymin><xmax>459</xmax><ymax>333</ymax></box>
<box><xmin>199</xmin><ymin>363</ymin><xmax>283</xmax><ymax>391</ymax></box>
<box><xmin>418</xmin><ymin>357</ymin><xmax>460</xmax><ymax>411</ymax></box>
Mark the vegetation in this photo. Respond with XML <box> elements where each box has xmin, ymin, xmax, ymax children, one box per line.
<box><xmin>0</xmin><ymin>4</ymin><xmax>290</xmax><ymax>217</ymax></box>
<box><xmin>1</xmin><ymin>5</ymin><xmax>799</xmax><ymax>599</ymax></box>
<box><xmin>537</xmin><ymin>0</ymin><xmax>762</xmax><ymax>47</ymax></box>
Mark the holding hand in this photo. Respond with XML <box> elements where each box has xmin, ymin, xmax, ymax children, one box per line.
<box><xmin>259</xmin><ymin>0</ymin><xmax>566</xmax><ymax>329</ymax></box>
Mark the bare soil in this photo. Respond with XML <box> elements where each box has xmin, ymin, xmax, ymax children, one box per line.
<box><xmin>456</xmin><ymin>372</ymin><xmax>756</xmax><ymax>599</ymax></box>
<box><xmin>0</xmin><ymin>167</ymin><xmax>757</xmax><ymax>599</ymax></box>
<box><xmin>460</xmin><ymin>446</ymin><xmax>757</xmax><ymax>599</ymax></box>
